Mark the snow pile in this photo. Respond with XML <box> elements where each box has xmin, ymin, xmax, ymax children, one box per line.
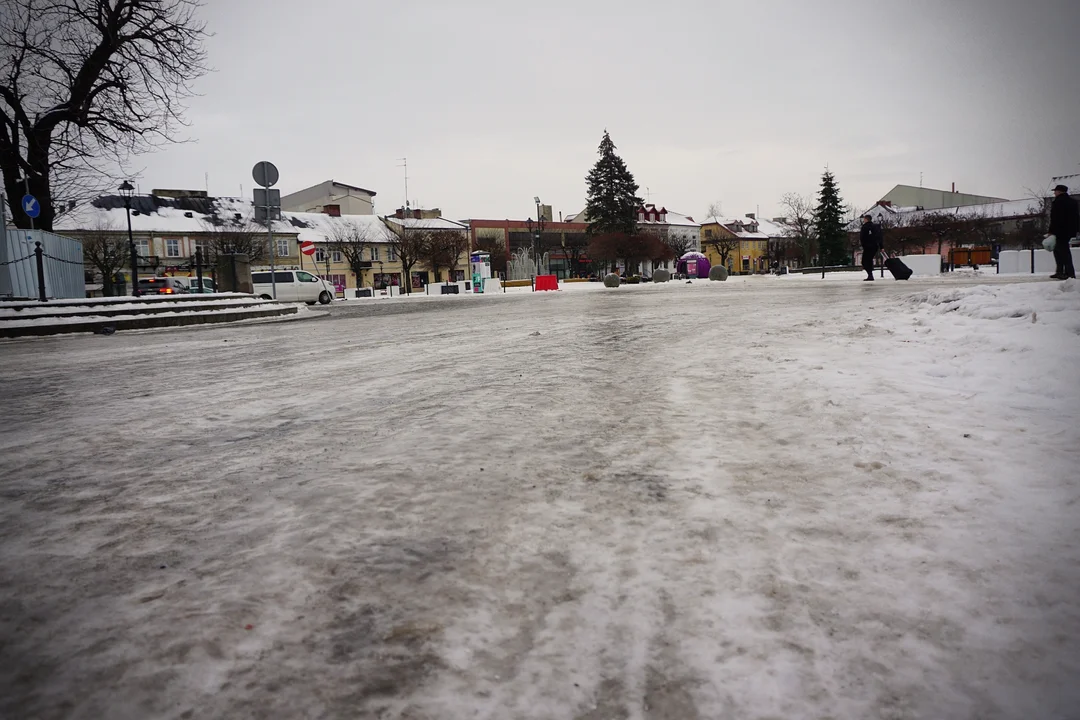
<box><xmin>905</xmin><ymin>278</ymin><xmax>1079</xmax><ymax>322</ymax></box>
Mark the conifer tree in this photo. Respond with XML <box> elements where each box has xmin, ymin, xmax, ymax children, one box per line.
<box><xmin>814</xmin><ymin>168</ymin><xmax>848</xmax><ymax>266</ymax></box>
<box><xmin>584</xmin><ymin>131</ymin><xmax>643</xmax><ymax>237</ymax></box>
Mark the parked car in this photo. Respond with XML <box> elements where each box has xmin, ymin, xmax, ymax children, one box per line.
<box><xmin>172</xmin><ymin>276</ymin><xmax>217</xmax><ymax>293</ymax></box>
<box><xmin>251</xmin><ymin>270</ymin><xmax>335</xmax><ymax>305</ymax></box>
<box><xmin>137</xmin><ymin>277</ymin><xmax>188</xmax><ymax>295</ymax></box>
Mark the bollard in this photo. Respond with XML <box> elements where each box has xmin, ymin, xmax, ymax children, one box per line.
<box><xmin>34</xmin><ymin>242</ymin><xmax>47</xmax><ymax>302</ymax></box>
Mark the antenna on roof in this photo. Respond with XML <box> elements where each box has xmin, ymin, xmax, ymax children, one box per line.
<box><xmin>398</xmin><ymin>157</ymin><xmax>409</xmax><ymax>212</ymax></box>
<box><xmin>205</xmin><ymin>172</ymin><xmax>209</xmax><ymax>193</ymax></box>
<box><xmin>919</xmin><ymin>172</ymin><xmax>923</xmax><ymax>188</ymax></box>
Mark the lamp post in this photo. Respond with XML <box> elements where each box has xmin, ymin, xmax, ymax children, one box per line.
<box><xmin>531</xmin><ymin>196</ymin><xmax>545</xmax><ymax>276</ymax></box>
<box><xmin>119</xmin><ymin>181</ymin><xmax>138</xmax><ymax>296</ymax></box>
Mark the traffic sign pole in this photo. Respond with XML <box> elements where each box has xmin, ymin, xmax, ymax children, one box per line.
<box><xmin>252</xmin><ymin>161</ymin><xmax>280</xmax><ymax>300</ymax></box>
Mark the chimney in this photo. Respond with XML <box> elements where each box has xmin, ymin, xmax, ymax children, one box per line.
<box><xmin>951</xmin><ymin>182</ymin><xmax>956</xmax><ymax>193</ymax></box>
<box><xmin>746</xmin><ymin>212</ymin><xmax>756</xmax><ymax>219</ymax></box>
<box><xmin>324</xmin><ymin>204</ymin><xmax>341</xmax><ymax>217</ymax></box>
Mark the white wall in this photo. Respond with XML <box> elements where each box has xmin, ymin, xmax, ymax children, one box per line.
<box><xmin>898</xmin><ymin>254</ymin><xmax>941</xmax><ymax>276</ymax></box>
<box><xmin>996</xmin><ymin>248</ymin><xmax>1078</xmax><ymax>274</ymax></box>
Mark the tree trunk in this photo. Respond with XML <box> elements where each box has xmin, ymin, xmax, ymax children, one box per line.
<box><xmin>8</xmin><ymin>132</ymin><xmax>56</xmax><ymax>231</ymax></box>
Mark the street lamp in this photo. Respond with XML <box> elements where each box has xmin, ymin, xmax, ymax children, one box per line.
<box><xmin>532</xmin><ymin>196</ymin><xmax>545</xmax><ymax>276</ymax></box>
<box><xmin>119</xmin><ymin>180</ymin><xmax>138</xmax><ymax>296</ymax></box>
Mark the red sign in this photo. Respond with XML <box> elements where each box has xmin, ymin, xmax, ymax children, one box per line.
<box><xmin>300</xmin><ymin>240</ymin><xmax>316</xmax><ymax>256</ymax></box>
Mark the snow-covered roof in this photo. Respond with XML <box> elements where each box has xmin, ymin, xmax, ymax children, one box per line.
<box><xmin>752</xmin><ymin>217</ymin><xmax>795</xmax><ymax>238</ymax></box>
<box><xmin>53</xmin><ymin>193</ymin><xmax>407</xmax><ymax>243</ymax></box>
<box><xmin>700</xmin><ymin>215</ymin><xmax>769</xmax><ymax>240</ymax></box>
<box><xmin>55</xmin><ymin>195</ymin><xmax>289</xmax><ymax>235</ymax></box>
<box><xmin>638</xmin><ymin>208</ymin><xmax>700</xmax><ymax>228</ymax></box>
<box><xmin>285</xmin><ymin>212</ymin><xmax>395</xmax><ymax>244</ymax></box>
<box><xmin>384</xmin><ymin>217</ymin><xmax>467</xmax><ymax>231</ymax></box>
<box><xmin>1051</xmin><ymin>172</ymin><xmax>1080</xmax><ymax>191</ymax></box>
<box><xmin>846</xmin><ymin>198</ymin><xmax>1043</xmax><ymax>231</ymax></box>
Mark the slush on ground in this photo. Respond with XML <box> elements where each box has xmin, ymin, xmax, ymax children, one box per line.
<box><xmin>1</xmin><ymin>276</ymin><xmax>1078</xmax><ymax>719</ymax></box>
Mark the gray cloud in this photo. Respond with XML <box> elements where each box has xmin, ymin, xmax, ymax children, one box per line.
<box><xmin>136</xmin><ymin>0</ymin><xmax>1080</xmax><ymax>221</ymax></box>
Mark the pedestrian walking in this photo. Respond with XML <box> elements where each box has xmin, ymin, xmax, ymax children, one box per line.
<box><xmin>1049</xmin><ymin>184</ymin><xmax>1078</xmax><ymax>280</ymax></box>
<box><xmin>860</xmin><ymin>214</ymin><xmax>883</xmax><ymax>281</ymax></box>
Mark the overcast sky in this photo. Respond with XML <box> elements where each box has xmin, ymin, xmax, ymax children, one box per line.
<box><xmin>136</xmin><ymin>0</ymin><xmax>1080</xmax><ymax>222</ymax></box>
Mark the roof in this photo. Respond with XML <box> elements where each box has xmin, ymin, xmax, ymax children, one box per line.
<box><xmin>327</xmin><ymin>180</ymin><xmax>377</xmax><ymax>197</ymax></box>
<box><xmin>384</xmin><ymin>217</ymin><xmax>467</xmax><ymax>231</ymax></box>
<box><xmin>846</xmin><ymin>198</ymin><xmax>1043</xmax><ymax>231</ymax></box>
<box><xmin>752</xmin><ymin>217</ymin><xmax>795</xmax><ymax>238</ymax></box>
<box><xmin>55</xmin><ymin>194</ymin><xmax>295</xmax><ymax>235</ymax></box>
<box><xmin>286</xmin><ymin>212</ymin><xmax>395</xmax><ymax>244</ymax></box>
<box><xmin>1051</xmin><ymin>172</ymin><xmax>1080</xmax><ymax>190</ymax></box>
<box><xmin>700</xmin><ymin>215</ymin><xmax>769</xmax><ymax>240</ymax></box>
<box><xmin>54</xmin><ymin>194</ymin><xmax>396</xmax><ymax>242</ymax></box>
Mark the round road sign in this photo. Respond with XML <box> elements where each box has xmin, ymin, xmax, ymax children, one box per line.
<box><xmin>252</xmin><ymin>161</ymin><xmax>279</xmax><ymax>188</ymax></box>
<box><xmin>300</xmin><ymin>240</ymin><xmax>316</xmax><ymax>256</ymax></box>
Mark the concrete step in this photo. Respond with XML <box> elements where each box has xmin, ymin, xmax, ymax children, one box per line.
<box><xmin>0</xmin><ymin>303</ymin><xmax>299</xmax><ymax>338</ymax></box>
<box><xmin>1</xmin><ymin>298</ymin><xmax>276</xmax><ymax>322</ymax></box>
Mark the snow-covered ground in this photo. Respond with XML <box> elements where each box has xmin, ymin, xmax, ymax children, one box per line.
<box><xmin>0</xmin><ymin>278</ymin><xmax>1077</xmax><ymax>719</ymax></box>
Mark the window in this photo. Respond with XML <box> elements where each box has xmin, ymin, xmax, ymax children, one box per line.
<box><xmin>332</xmin><ymin>251</ymin><xmax>343</xmax><ymax>263</ymax></box>
<box><xmin>327</xmin><ymin>273</ymin><xmax>346</xmax><ymax>291</ymax></box>
<box><xmin>194</xmin><ymin>240</ymin><xmax>210</xmax><ymax>260</ymax></box>
<box><xmin>387</xmin><ymin>247</ymin><xmax>397</xmax><ymax>262</ymax></box>
<box><xmin>314</xmin><ymin>247</ymin><xmax>327</xmax><ymax>263</ymax></box>
<box><xmin>276</xmin><ymin>238</ymin><xmax>290</xmax><ymax>258</ymax></box>
<box><xmin>296</xmin><ymin>271</ymin><xmax>319</xmax><ymax>282</ymax></box>
<box><xmin>165</xmin><ymin>239</ymin><xmax>181</xmax><ymax>257</ymax></box>
<box><xmin>137</xmin><ymin>239</ymin><xmax>150</xmax><ymax>258</ymax></box>
<box><xmin>370</xmin><ymin>246</ymin><xmax>380</xmax><ymax>262</ymax></box>
<box><xmin>704</xmin><ymin>229</ymin><xmax>714</xmax><ymax>239</ymax></box>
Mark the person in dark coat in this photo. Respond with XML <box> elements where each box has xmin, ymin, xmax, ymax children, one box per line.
<box><xmin>1049</xmin><ymin>184</ymin><xmax>1078</xmax><ymax>280</ymax></box>
<box><xmin>859</xmin><ymin>214</ymin><xmax>882</xmax><ymax>280</ymax></box>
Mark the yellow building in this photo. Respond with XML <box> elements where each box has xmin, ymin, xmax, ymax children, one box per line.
<box><xmin>289</xmin><ymin>211</ymin><xmax>470</xmax><ymax>295</ymax></box>
<box><xmin>699</xmin><ymin>216</ymin><xmax>770</xmax><ymax>274</ymax></box>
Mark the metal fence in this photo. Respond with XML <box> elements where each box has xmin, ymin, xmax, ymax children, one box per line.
<box><xmin>1</xmin><ymin>229</ymin><xmax>86</xmax><ymax>299</ymax></box>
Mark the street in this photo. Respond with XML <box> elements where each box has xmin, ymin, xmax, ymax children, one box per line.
<box><xmin>1</xmin><ymin>276</ymin><xmax>1078</xmax><ymax>719</ymax></box>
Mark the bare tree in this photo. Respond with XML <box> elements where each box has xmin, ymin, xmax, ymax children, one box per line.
<box><xmin>80</xmin><ymin>219</ymin><xmax>127</xmax><ymax>295</ymax></box>
<box><xmin>475</xmin><ymin>233</ymin><xmax>508</xmax><ymax>277</ymax></box>
<box><xmin>329</xmin><ymin>221</ymin><xmax>389</xmax><ymax>288</ymax></box>
<box><xmin>702</xmin><ymin>228</ymin><xmax>740</xmax><ymax>269</ymax></box>
<box><xmin>442</xmin><ymin>231</ymin><xmax>469</xmax><ymax>282</ymax></box>
<box><xmin>199</xmin><ymin>216</ymin><xmax>267</xmax><ymax>263</ymax></box>
<box><xmin>919</xmin><ymin>211</ymin><xmax>962</xmax><ymax>256</ymax></box>
<box><xmin>705</xmin><ymin>201</ymin><xmax>724</xmax><ymax>219</ymax></box>
<box><xmin>662</xmin><ymin>230</ymin><xmax>694</xmax><ymax>260</ymax></box>
<box><xmin>1</xmin><ymin>0</ymin><xmax>209</xmax><ymax>231</ymax></box>
<box><xmin>387</xmin><ymin>225</ymin><xmax>427</xmax><ymax>293</ymax></box>
<box><xmin>780</xmin><ymin>192</ymin><xmax>817</xmax><ymax>265</ymax></box>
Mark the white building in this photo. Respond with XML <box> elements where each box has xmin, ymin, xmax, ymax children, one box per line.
<box><xmin>279</xmin><ymin>180</ymin><xmax>377</xmax><ymax>216</ymax></box>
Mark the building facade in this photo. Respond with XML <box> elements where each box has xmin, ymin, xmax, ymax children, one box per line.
<box><xmin>280</xmin><ymin>180</ymin><xmax>377</xmax><ymax>216</ymax></box>
<box><xmin>699</xmin><ymin>215</ymin><xmax>770</xmax><ymax>274</ymax></box>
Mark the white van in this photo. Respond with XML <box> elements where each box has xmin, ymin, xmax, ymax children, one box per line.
<box><xmin>171</xmin><ymin>276</ymin><xmax>216</xmax><ymax>293</ymax></box>
<box><xmin>251</xmin><ymin>270</ymin><xmax>336</xmax><ymax>304</ymax></box>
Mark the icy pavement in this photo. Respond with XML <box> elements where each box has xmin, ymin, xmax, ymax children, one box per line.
<box><xmin>1</xmin><ymin>278</ymin><xmax>1078</xmax><ymax>719</ymax></box>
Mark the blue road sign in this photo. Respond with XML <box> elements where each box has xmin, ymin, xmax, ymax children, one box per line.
<box><xmin>22</xmin><ymin>194</ymin><xmax>40</xmax><ymax>219</ymax></box>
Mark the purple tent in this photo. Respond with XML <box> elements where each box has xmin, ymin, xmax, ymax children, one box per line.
<box><xmin>677</xmin><ymin>251</ymin><xmax>711</xmax><ymax>279</ymax></box>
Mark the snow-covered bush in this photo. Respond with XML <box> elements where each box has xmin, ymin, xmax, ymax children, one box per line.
<box><xmin>709</xmin><ymin>266</ymin><xmax>729</xmax><ymax>281</ymax></box>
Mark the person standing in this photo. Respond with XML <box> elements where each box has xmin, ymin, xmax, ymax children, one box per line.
<box><xmin>1049</xmin><ymin>184</ymin><xmax>1078</xmax><ymax>280</ymax></box>
<box><xmin>860</xmin><ymin>214</ymin><xmax>882</xmax><ymax>281</ymax></box>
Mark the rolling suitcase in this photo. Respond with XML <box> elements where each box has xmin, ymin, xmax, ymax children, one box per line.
<box><xmin>883</xmin><ymin>255</ymin><xmax>913</xmax><ymax>280</ymax></box>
